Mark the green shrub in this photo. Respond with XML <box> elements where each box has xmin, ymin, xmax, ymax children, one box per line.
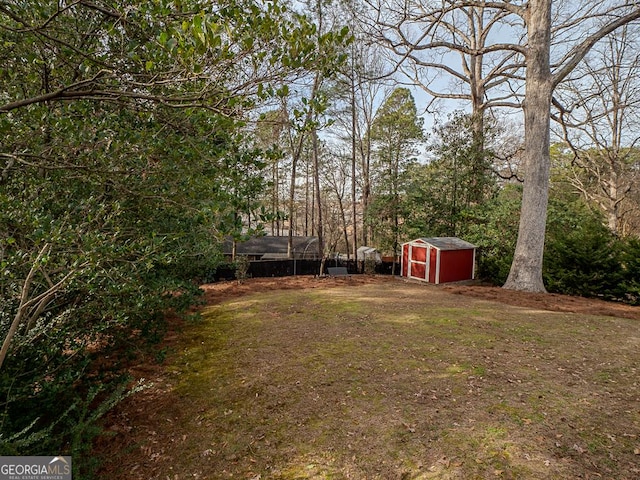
<box><xmin>543</xmin><ymin>197</ymin><xmax>625</xmax><ymax>300</ymax></box>
<box><xmin>364</xmin><ymin>258</ymin><xmax>377</xmax><ymax>275</ymax></box>
<box><xmin>234</xmin><ymin>255</ymin><xmax>251</xmax><ymax>283</ymax></box>
<box><xmin>464</xmin><ymin>185</ymin><xmax>521</xmax><ymax>285</ymax></box>
<box><xmin>618</xmin><ymin>237</ymin><xmax>640</xmax><ymax>304</ymax></box>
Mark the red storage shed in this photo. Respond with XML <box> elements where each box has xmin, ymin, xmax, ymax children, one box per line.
<box><xmin>401</xmin><ymin>237</ymin><xmax>476</xmax><ymax>284</ymax></box>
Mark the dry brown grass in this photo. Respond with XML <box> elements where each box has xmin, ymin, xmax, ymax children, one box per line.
<box><xmin>96</xmin><ymin>276</ymin><xmax>640</xmax><ymax>479</ymax></box>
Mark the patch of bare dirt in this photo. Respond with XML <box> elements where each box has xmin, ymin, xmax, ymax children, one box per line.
<box><xmin>198</xmin><ymin>274</ymin><xmax>387</xmax><ymax>305</ymax></box>
<box><xmin>443</xmin><ymin>283</ymin><xmax>640</xmax><ymax>320</ymax></box>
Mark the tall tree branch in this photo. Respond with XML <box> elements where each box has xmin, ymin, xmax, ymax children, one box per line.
<box><xmin>552</xmin><ymin>8</ymin><xmax>640</xmax><ymax>88</ymax></box>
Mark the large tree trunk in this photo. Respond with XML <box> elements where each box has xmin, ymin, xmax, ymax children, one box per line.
<box><xmin>503</xmin><ymin>0</ymin><xmax>552</xmax><ymax>293</ymax></box>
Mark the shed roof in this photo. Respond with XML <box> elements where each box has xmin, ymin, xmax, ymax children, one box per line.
<box><xmin>412</xmin><ymin>236</ymin><xmax>476</xmax><ymax>250</ymax></box>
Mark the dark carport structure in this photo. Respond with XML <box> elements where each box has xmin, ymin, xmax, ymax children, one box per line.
<box><xmin>223</xmin><ymin>236</ymin><xmax>319</xmax><ymax>260</ymax></box>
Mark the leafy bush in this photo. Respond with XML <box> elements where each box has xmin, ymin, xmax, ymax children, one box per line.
<box><xmin>234</xmin><ymin>255</ymin><xmax>251</xmax><ymax>283</ymax></box>
<box><xmin>543</xmin><ymin>195</ymin><xmax>625</xmax><ymax>300</ymax></box>
<box><xmin>464</xmin><ymin>184</ymin><xmax>521</xmax><ymax>285</ymax></box>
<box><xmin>448</xmin><ymin>184</ymin><xmax>640</xmax><ymax>305</ymax></box>
<box><xmin>617</xmin><ymin>237</ymin><xmax>640</xmax><ymax>304</ymax></box>
<box><xmin>364</xmin><ymin>258</ymin><xmax>377</xmax><ymax>275</ymax></box>
<box><xmin>0</xmin><ymin>102</ymin><xmax>265</xmax><ymax>477</ymax></box>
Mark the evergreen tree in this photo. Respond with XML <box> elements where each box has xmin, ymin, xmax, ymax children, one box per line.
<box><xmin>368</xmin><ymin>88</ymin><xmax>424</xmax><ymax>272</ymax></box>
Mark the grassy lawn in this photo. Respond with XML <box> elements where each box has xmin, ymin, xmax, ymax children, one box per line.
<box><xmin>99</xmin><ymin>278</ymin><xmax>640</xmax><ymax>479</ymax></box>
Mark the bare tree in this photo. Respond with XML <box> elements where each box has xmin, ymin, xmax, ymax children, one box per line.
<box><xmin>504</xmin><ymin>1</ymin><xmax>640</xmax><ymax>292</ymax></box>
<box><xmin>367</xmin><ymin>0</ymin><xmax>525</xmax><ymax>136</ymax></box>
<box><xmin>353</xmin><ymin>50</ymin><xmax>391</xmax><ymax>248</ymax></box>
<box><xmin>328</xmin><ymin>2</ymin><xmax>391</xmax><ymax>253</ymax></box>
<box><xmin>322</xmin><ymin>147</ymin><xmax>353</xmax><ymax>254</ymax></box>
<box><xmin>368</xmin><ymin>0</ymin><xmax>640</xmax><ymax>292</ymax></box>
<box><xmin>553</xmin><ymin>24</ymin><xmax>640</xmax><ymax>236</ymax></box>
